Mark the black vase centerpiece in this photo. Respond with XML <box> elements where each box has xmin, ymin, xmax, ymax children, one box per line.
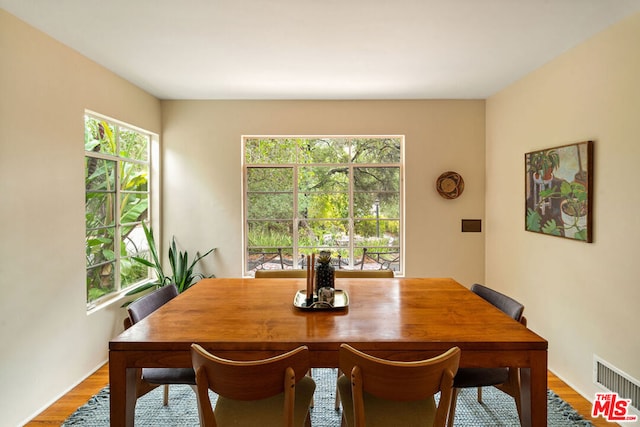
<box><xmin>315</xmin><ymin>250</ymin><xmax>335</xmax><ymax>295</ymax></box>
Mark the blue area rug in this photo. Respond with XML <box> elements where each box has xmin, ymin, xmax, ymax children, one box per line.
<box><xmin>63</xmin><ymin>368</ymin><xmax>594</xmax><ymax>426</ymax></box>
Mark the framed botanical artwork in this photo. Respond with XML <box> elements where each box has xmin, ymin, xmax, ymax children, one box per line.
<box><xmin>525</xmin><ymin>141</ymin><xmax>593</xmax><ymax>242</ymax></box>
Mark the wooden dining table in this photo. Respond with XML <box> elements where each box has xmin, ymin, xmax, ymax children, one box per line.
<box><xmin>109</xmin><ymin>277</ymin><xmax>548</xmax><ymax>426</ymax></box>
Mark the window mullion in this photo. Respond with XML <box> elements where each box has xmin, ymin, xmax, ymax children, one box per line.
<box><xmin>292</xmin><ymin>165</ymin><xmax>299</xmax><ymax>268</ymax></box>
<box><xmin>347</xmin><ymin>164</ymin><xmax>355</xmax><ymax>269</ymax></box>
<box><xmin>114</xmin><ymin>127</ymin><xmax>122</xmax><ymax>292</ymax></box>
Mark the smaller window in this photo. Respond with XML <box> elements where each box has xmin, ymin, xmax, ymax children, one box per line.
<box><xmin>84</xmin><ymin>113</ymin><xmax>154</xmax><ymax>308</ymax></box>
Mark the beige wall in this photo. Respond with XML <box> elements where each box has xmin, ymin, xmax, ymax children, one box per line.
<box><xmin>160</xmin><ymin>100</ymin><xmax>486</xmax><ymax>282</ymax></box>
<box><xmin>0</xmin><ymin>10</ymin><xmax>161</xmax><ymax>426</ymax></box>
<box><xmin>486</xmin><ymin>12</ymin><xmax>640</xmax><ymax>402</ymax></box>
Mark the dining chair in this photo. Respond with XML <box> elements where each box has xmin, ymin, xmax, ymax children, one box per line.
<box><xmin>190</xmin><ymin>343</ymin><xmax>316</xmax><ymax>427</ymax></box>
<box><xmin>338</xmin><ymin>343</ymin><xmax>461</xmax><ymax>427</ymax></box>
<box><xmin>254</xmin><ymin>269</ymin><xmax>394</xmax><ymax>278</ymax></box>
<box><xmin>335</xmin><ymin>270</ymin><xmax>394</xmax><ymax>278</ymax></box>
<box><xmin>125</xmin><ymin>284</ymin><xmax>197</xmax><ymax>406</ymax></box>
<box><xmin>254</xmin><ymin>269</ymin><xmax>306</xmax><ymax>278</ymax></box>
<box><xmin>447</xmin><ymin>283</ymin><xmax>526</xmax><ymax>427</ymax></box>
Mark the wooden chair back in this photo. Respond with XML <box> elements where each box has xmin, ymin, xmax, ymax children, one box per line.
<box><xmin>335</xmin><ymin>270</ymin><xmax>394</xmax><ymax>278</ymax></box>
<box><xmin>191</xmin><ymin>344</ymin><xmax>311</xmax><ymax>427</ymax></box>
<box><xmin>339</xmin><ymin>344</ymin><xmax>461</xmax><ymax>427</ymax></box>
<box><xmin>254</xmin><ymin>269</ymin><xmax>394</xmax><ymax>279</ymax></box>
<box><xmin>254</xmin><ymin>270</ymin><xmax>306</xmax><ymax>278</ymax></box>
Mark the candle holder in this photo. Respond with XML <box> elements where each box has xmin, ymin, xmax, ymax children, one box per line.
<box><xmin>293</xmin><ymin>289</ymin><xmax>349</xmax><ymax>311</ymax></box>
<box><xmin>317</xmin><ymin>287</ymin><xmax>335</xmax><ymax>305</ymax></box>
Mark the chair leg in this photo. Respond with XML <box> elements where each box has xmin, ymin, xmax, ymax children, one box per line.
<box><xmin>334</xmin><ymin>369</ymin><xmax>341</xmax><ymax>410</ymax></box>
<box><xmin>492</xmin><ymin>367</ymin><xmax>524</xmax><ymax>423</ymax></box>
<box><xmin>497</xmin><ymin>367</ymin><xmax>523</xmax><ymax>425</ymax></box>
<box><xmin>189</xmin><ymin>384</ymin><xmax>203</xmax><ymax>421</ymax></box>
<box><xmin>341</xmin><ymin>412</ymin><xmax>348</xmax><ymax>427</ymax></box>
<box><xmin>447</xmin><ymin>387</ymin><xmax>460</xmax><ymax>427</ymax></box>
<box><xmin>513</xmin><ymin>388</ymin><xmax>524</xmax><ymax>427</ymax></box>
<box><xmin>163</xmin><ymin>384</ymin><xmax>169</xmax><ymax>406</ymax></box>
<box><xmin>477</xmin><ymin>386</ymin><xmax>483</xmax><ymax>403</ymax></box>
<box><xmin>307</xmin><ymin>369</ymin><xmax>314</xmax><ymax>408</ymax></box>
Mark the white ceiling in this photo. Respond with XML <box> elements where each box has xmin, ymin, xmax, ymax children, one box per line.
<box><xmin>2</xmin><ymin>0</ymin><xmax>640</xmax><ymax>100</ymax></box>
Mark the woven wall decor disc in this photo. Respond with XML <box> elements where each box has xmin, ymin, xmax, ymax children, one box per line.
<box><xmin>436</xmin><ymin>171</ymin><xmax>464</xmax><ymax>199</ymax></box>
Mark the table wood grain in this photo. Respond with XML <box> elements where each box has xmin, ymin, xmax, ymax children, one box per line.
<box><xmin>110</xmin><ymin>277</ymin><xmax>547</xmax><ymax>426</ymax></box>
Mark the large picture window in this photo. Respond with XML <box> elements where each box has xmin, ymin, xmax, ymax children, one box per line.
<box><xmin>84</xmin><ymin>113</ymin><xmax>153</xmax><ymax>308</ymax></box>
<box><xmin>243</xmin><ymin>136</ymin><xmax>403</xmax><ymax>275</ymax></box>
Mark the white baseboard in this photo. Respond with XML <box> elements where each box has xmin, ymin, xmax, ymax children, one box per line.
<box><xmin>20</xmin><ymin>359</ymin><xmax>108</xmax><ymax>426</ymax></box>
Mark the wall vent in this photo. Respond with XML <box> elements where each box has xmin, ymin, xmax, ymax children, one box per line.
<box><xmin>594</xmin><ymin>355</ymin><xmax>640</xmax><ymax>413</ymax></box>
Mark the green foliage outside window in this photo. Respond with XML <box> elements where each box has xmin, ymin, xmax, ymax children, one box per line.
<box><xmin>245</xmin><ymin>137</ymin><xmax>402</xmax><ymax>273</ymax></box>
<box><xmin>85</xmin><ymin>115</ymin><xmax>151</xmax><ymax>306</ymax></box>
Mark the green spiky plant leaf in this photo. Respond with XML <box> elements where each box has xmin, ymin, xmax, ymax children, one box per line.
<box><xmin>130</xmin><ymin>222</ymin><xmax>167</xmax><ymax>288</ymax></box>
<box><xmin>168</xmin><ymin>237</ymin><xmax>216</xmax><ymax>293</ymax></box>
<box><xmin>125</xmin><ymin>223</ymin><xmax>216</xmax><ymax>302</ymax></box>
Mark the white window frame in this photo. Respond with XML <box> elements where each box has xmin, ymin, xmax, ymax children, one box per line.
<box><xmin>84</xmin><ymin>111</ymin><xmax>158</xmax><ymax>310</ymax></box>
<box><xmin>242</xmin><ymin>135</ymin><xmax>405</xmax><ymax>276</ymax></box>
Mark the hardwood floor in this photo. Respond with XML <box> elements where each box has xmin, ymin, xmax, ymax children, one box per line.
<box><xmin>25</xmin><ymin>364</ymin><xmax>109</xmax><ymax>426</ymax></box>
<box><xmin>26</xmin><ymin>364</ymin><xmax>613</xmax><ymax>426</ymax></box>
<box><xmin>547</xmin><ymin>373</ymin><xmax>614</xmax><ymax>427</ymax></box>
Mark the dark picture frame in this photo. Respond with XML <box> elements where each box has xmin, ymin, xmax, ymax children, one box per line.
<box><xmin>525</xmin><ymin>141</ymin><xmax>593</xmax><ymax>242</ymax></box>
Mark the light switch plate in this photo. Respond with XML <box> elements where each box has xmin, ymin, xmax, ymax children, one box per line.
<box><xmin>461</xmin><ymin>219</ymin><xmax>482</xmax><ymax>232</ymax></box>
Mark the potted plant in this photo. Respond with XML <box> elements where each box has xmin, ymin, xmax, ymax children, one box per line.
<box><xmin>125</xmin><ymin>223</ymin><xmax>216</xmax><ymax>299</ymax></box>
<box><xmin>528</xmin><ymin>149</ymin><xmax>560</xmax><ymax>182</ymax></box>
<box><xmin>538</xmin><ymin>180</ymin><xmax>588</xmax><ymax>240</ymax></box>
<box><xmin>558</xmin><ymin>181</ymin><xmax>588</xmax><ymax>239</ymax></box>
